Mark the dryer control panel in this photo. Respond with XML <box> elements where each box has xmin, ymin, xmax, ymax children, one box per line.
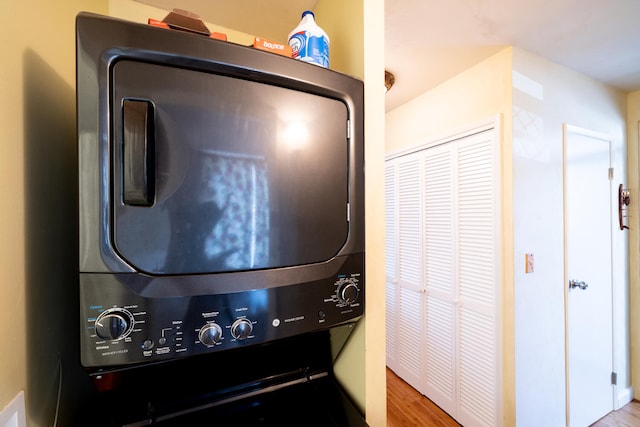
<box><xmin>80</xmin><ymin>256</ymin><xmax>364</xmax><ymax>369</ymax></box>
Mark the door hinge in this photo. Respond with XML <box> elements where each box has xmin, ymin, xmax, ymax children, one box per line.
<box><xmin>611</xmin><ymin>372</ymin><xmax>617</xmax><ymax>385</ymax></box>
<box><xmin>609</xmin><ymin>167</ymin><xmax>614</xmax><ymax>180</ymax></box>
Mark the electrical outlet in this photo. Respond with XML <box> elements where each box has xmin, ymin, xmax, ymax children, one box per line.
<box><xmin>525</xmin><ymin>253</ymin><xmax>534</xmax><ymax>274</ymax></box>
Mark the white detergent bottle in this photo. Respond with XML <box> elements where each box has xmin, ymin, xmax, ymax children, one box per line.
<box><xmin>288</xmin><ymin>10</ymin><xmax>330</xmax><ymax>68</ymax></box>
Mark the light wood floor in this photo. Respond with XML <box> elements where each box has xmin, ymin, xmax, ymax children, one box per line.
<box><xmin>591</xmin><ymin>399</ymin><xmax>640</xmax><ymax>427</ymax></box>
<box><xmin>387</xmin><ymin>367</ymin><xmax>640</xmax><ymax>426</ymax></box>
<box><xmin>387</xmin><ymin>368</ymin><xmax>459</xmax><ymax>427</ymax></box>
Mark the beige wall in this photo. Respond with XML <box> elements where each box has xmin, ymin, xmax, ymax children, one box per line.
<box><xmin>315</xmin><ymin>0</ymin><xmax>366</xmax><ymax>410</ymax></box>
<box><xmin>109</xmin><ymin>0</ymin><xmax>255</xmax><ymax>45</ymax></box>
<box><xmin>313</xmin><ymin>2</ymin><xmax>387</xmax><ymax>426</ymax></box>
<box><xmin>0</xmin><ymin>0</ymin><xmax>108</xmax><ymax>424</ymax></box>
<box><xmin>628</xmin><ymin>90</ymin><xmax>640</xmax><ymax>396</ymax></box>
<box><xmin>0</xmin><ymin>0</ymin><xmax>385</xmax><ymax>424</ymax></box>
<box><xmin>315</xmin><ymin>0</ymin><xmax>365</xmax><ymax>79</ymax></box>
<box><xmin>386</xmin><ymin>48</ymin><xmax>513</xmax><ymax>153</ymax></box>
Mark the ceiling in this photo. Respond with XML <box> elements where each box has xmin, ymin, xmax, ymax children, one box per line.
<box><xmin>385</xmin><ymin>0</ymin><xmax>640</xmax><ymax>110</ymax></box>
<box><xmin>138</xmin><ymin>0</ymin><xmax>640</xmax><ymax>112</ymax></box>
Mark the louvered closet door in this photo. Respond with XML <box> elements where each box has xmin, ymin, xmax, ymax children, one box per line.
<box><xmin>423</xmin><ymin>143</ymin><xmax>457</xmax><ymax>416</ymax></box>
<box><xmin>385</xmin><ymin>162</ymin><xmax>398</xmax><ymax>370</ymax></box>
<box><xmin>385</xmin><ymin>126</ymin><xmax>500</xmax><ymax>427</ymax></box>
<box><xmin>394</xmin><ymin>155</ymin><xmax>424</xmax><ymax>391</ymax></box>
<box><xmin>455</xmin><ymin>131</ymin><xmax>499</xmax><ymax>427</ymax></box>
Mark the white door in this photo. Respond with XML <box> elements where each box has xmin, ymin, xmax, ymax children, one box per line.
<box><xmin>385</xmin><ymin>124</ymin><xmax>500</xmax><ymax>427</ymax></box>
<box><xmin>385</xmin><ymin>162</ymin><xmax>399</xmax><ymax>369</ymax></box>
<box><xmin>394</xmin><ymin>154</ymin><xmax>424</xmax><ymax>391</ymax></box>
<box><xmin>564</xmin><ymin>125</ymin><xmax>614</xmax><ymax>427</ymax></box>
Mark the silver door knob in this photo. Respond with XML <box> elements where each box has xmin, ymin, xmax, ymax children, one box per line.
<box><xmin>569</xmin><ymin>279</ymin><xmax>588</xmax><ymax>290</ymax></box>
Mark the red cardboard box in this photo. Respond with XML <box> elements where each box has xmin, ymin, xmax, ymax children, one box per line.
<box><xmin>253</xmin><ymin>37</ymin><xmax>292</xmax><ymax>57</ymax></box>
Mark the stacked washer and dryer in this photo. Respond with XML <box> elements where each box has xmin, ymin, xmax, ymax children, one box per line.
<box><xmin>76</xmin><ymin>12</ymin><xmax>367</xmax><ymax>426</ymax></box>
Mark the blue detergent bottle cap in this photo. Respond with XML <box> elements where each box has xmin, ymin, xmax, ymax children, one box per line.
<box><xmin>302</xmin><ymin>10</ymin><xmax>315</xmax><ymax>19</ymax></box>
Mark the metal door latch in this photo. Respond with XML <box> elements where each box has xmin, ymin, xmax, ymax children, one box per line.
<box><xmin>569</xmin><ymin>279</ymin><xmax>588</xmax><ymax>290</ymax></box>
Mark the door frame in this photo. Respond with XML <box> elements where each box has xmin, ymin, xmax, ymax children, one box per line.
<box><xmin>562</xmin><ymin>123</ymin><xmax>616</xmax><ymax>426</ymax></box>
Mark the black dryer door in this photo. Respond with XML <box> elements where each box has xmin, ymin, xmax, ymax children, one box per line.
<box><xmin>110</xmin><ymin>60</ymin><xmax>350</xmax><ymax>275</ymax></box>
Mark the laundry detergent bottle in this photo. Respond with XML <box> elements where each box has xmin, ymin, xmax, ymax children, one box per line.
<box><xmin>288</xmin><ymin>10</ymin><xmax>330</xmax><ymax>68</ymax></box>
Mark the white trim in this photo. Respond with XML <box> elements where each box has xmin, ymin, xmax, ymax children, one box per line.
<box><xmin>617</xmin><ymin>386</ymin><xmax>634</xmax><ymax>409</ymax></box>
<box><xmin>564</xmin><ymin>124</ymin><xmax>613</xmax><ymax>144</ymax></box>
<box><xmin>385</xmin><ymin>115</ymin><xmax>500</xmax><ymax>161</ymax></box>
<box><xmin>0</xmin><ymin>391</ymin><xmax>26</xmax><ymax>427</ymax></box>
<box><xmin>493</xmin><ymin>114</ymin><xmax>504</xmax><ymax>427</ymax></box>
<box><xmin>562</xmin><ymin>123</ymin><xmax>616</xmax><ymax>425</ymax></box>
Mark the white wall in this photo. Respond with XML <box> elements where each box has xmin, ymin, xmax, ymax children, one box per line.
<box><xmin>386</xmin><ymin>46</ymin><xmax>629</xmax><ymax>426</ymax></box>
<box><xmin>511</xmin><ymin>48</ymin><xmax>628</xmax><ymax>426</ymax></box>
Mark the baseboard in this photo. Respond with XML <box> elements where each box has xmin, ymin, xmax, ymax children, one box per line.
<box><xmin>616</xmin><ymin>386</ymin><xmax>634</xmax><ymax>409</ymax></box>
<box><xmin>0</xmin><ymin>391</ymin><xmax>26</xmax><ymax>427</ymax></box>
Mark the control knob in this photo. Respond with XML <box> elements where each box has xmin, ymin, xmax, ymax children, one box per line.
<box><xmin>95</xmin><ymin>309</ymin><xmax>133</xmax><ymax>341</ymax></box>
<box><xmin>198</xmin><ymin>323</ymin><xmax>223</xmax><ymax>347</ymax></box>
<box><xmin>337</xmin><ymin>279</ymin><xmax>360</xmax><ymax>305</ymax></box>
<box><xmin>231</xmin><ymin>318</ymin><xmax>253</xmax><ymax>340</ymax></box>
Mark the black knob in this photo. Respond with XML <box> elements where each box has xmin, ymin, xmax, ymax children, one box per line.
<box><xmin>231</xmin><ymin>318</ymin><xmax>253</xmax><ymax>340</ymax></box>
<box><xmin>95</xmin><ymin>310</ymin><xmax>132</xmax><ymax>340</ymax></box>
<box><xmin>337</xmin><ymin>280</ymin><xmax>360</xmax><ymax>305</ymax></box>
<box><xmin>199</xmin><ymin>323</ymin><xmax>223</xmax><ymax>347</ymax></box>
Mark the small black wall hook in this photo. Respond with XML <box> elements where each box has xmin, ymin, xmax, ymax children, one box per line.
<box><xmin>619</xmin><ymin>183</ymin><xmax>631</xmax><ymax>230</ymax></box>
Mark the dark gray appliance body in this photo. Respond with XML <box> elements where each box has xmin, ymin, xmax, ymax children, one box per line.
<box><xmin>76</xmin><ymin>11</ymin><xmax>365</xmax><ymax>374</ymax></box>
